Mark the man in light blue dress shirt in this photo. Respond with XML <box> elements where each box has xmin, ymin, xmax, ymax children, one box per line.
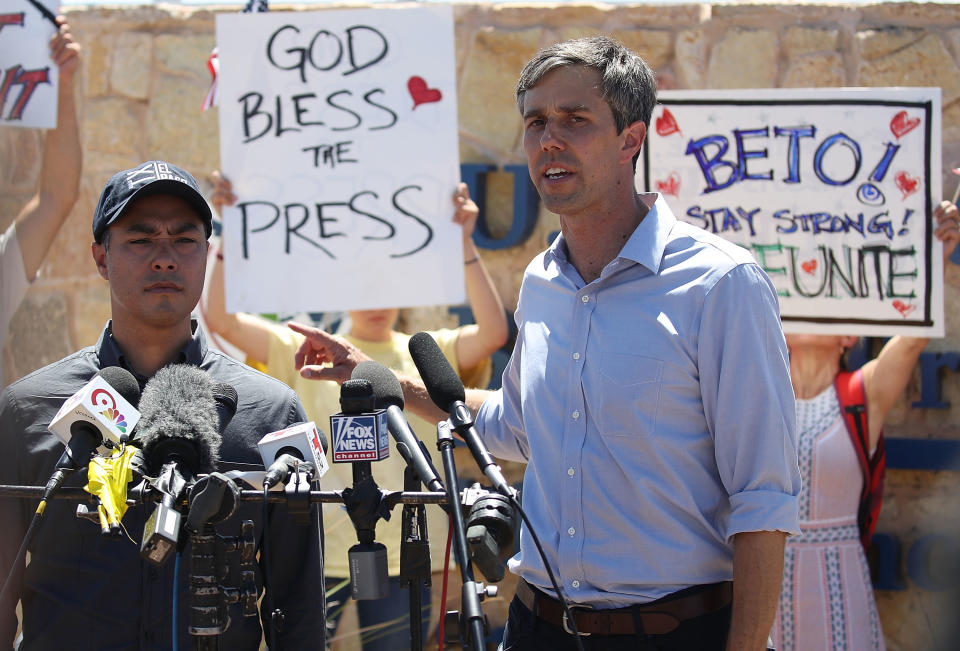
<box><xmin>292</xmin><ymin>36</ymin><xmax>801</xmax><ymax>651</ymax></box>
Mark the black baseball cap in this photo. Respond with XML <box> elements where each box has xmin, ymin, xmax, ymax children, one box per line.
<box><xmin>92</xmin><ymin>160</ymin><xmax>213</xmax><ymax>243</ymax></box>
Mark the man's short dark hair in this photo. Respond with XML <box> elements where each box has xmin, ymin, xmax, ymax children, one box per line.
<box><xmin>516</xmin><ymin>36</ymin><xmax>658</xmax><ymax>167</ymax></box>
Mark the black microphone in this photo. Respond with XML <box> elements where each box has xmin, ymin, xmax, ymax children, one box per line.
<box><xmin>136</xmin><ymin>364</ymin><xmax>222</xmax><ymax>566</ymax></box>
<box><xmin>211</xmin><ymin>382</ymin><xmax>238</xmax><ymax>435</ymax></box>
<box><xmin>351</xmin><ymin>360</ymin><xmax>444</xmax><ymax>493</ymax></box>
<box><xmin>332</xmin><ymin>378</ymin><xmax>390</xmax><ymax>600</ymax></box>
<box><xmin>42</xmin><ymin>366</ymin><xmax>142</xmax><ymax>503</ymax></box>
<box><xmin>408</xmin><ymin>332</ymin><xmax>512</xmax><ymax>497</ymax></box>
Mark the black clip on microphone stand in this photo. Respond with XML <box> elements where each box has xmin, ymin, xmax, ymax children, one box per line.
<box><xmin>185</xmin><ymin>471</ymin><xmax>255</xmax><ymax>650</ymax></box>
<box><xmin>398</xmin><ymin>465</ymin><xmax>431</xmax><ymax>651</ymax></box>
<box><xmin>436</xmin><ymin>421</ymin><xmax>493</xmax><ymax>651</ymax></box>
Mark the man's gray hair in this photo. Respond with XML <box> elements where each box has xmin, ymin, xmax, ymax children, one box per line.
<box><xmin>515</xmin><ymin>36</ymin><xmax>658</xmax><ymax>133</ymax></box>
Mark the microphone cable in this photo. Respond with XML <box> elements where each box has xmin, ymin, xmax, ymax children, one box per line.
<box><xmin>436</xmin><ymin>510</ymin><xmax>454</xmax><ymax>651</ymax></box>
<box><xmin>0</xmin><ymin>504</ymin><xmax>45</xmax><ymax>620</ymax></box>
<box><xmin>509</xmin><ymin>494</ymin><xmax>586</xmax><ymax>651</ymax></box>
<box><xmin>173</xmin><ymin>551</ymin><xmax>182</xmax><ymax>651</ymax></box>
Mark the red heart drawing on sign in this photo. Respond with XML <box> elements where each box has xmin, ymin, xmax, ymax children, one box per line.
<box><xmin>408</xmin><ymin>76</ymin><xmax>442</xmax><ymax>109</ymax></box>
<box><xmin>801</xmin><ymin>259</ymin><xmax>818</xmax><ymax>275</ymax></box>
<box><xmin>894</xmin><ymin>171</ymin><xmax>920</xmax><ymax>199</ymax></box>
<box><xmin>892</xmin><ymin>300</ymin><xmax>917</xmax><ymax>318</ymax></box>
<box><xmin>890</xmin><ymin>110</ymin><xmax>920</xmax><ymax>139</ymax></box>
<box><xmin>655</xmin><ymin>173</ymin><xmax>681</xmax><ymax>197</ymax></box>
<box><xmin>655</xmin><ymin>108</ymin><xmax>682</xmax><ymax>137</ymax></box>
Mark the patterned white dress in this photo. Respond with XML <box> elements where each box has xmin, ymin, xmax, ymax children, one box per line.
<box><xmin>771</xmin><ymin>384</ymin><xmax>884</xmax><ymax>651</ymax></box>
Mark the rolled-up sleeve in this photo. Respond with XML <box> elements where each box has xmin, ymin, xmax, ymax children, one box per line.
<box><xmin>698</xmin><ymin>263</ymin><xmax>801</xmax><ymax>540</ymax></box>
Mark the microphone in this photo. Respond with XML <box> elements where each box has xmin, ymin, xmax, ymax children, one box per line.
<box><xmin>408</xmin><ymin>332</ymin><xmax>513</xmax><ymax>497</ymax></box>
<box><xmin>332</xmin><ymin>378</ymin><xmax>390</xmax><ymax>600</ymax></box>
<box><xmin>329</xmin><ymin>379</ymin><xmax>389</xmax><ymax>463</ymax></box>
<box><xmin>257</xmin><ymin>421</ymin><xmax>329</xmax><ymax>489</ymax></box>
<box><xmin>136</xmin><ymin>364</ymin><xmax>222</xmax><ymax>566</ymax></box>
<box><xmin>351</xmin><ymin>360</ymin><xmax>444</xmax><ymax>493</ymax></box>
<box><xmin>42</xmin><ymin>366</ymin><xmax>142</xmax><ymax>503</ymax></box>
<box><xmin>136</xmin><ymin>364</ymin><xmax>222</xmax><ymax>476</ymax></box>
<box><xmin>211</xmin><ymin>382</ymin><xmax>239</xmax><ymax>435</ymax></box>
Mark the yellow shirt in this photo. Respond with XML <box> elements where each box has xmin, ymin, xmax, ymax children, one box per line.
<box><xmin>264</xmin><ymin>326</ymin><xmax>491</xmax><ymax>577</ymax></box>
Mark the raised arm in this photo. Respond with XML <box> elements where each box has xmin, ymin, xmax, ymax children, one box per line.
<box><xmin>204</xmin><ymin>170</ymin><xmax>276</xmax><ymax>366</ymax></box>
<box><xmin>15</xmin><ymin>16</ymin><xmax>81</xmax><ymax>279</ymax></box>
<box><xmin>288</xmin><ymin>320</ymin><xmax>491</xmax><ymax>422</ymax></box>
<box><xmin>861</xmin><ymin>200</ymin><xmax>960</xmax><ymax>447</ymax></box>
<box><xmin>453</xmin><ymin>183</ymin><xmax>509</xmax><ymax>372</ymax></box>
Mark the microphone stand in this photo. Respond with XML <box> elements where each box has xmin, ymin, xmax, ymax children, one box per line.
<box><xmin>399</xmin><ymin>466</ymin><xmax>430</xmax><ymax>651</ymax></box>
<box><xmin>435</xmin><ymin>422</ymin><xmax>489</xmax><ymax>651</ymax></box>
<box><xmin>0</xmin><ymin>484</ymin><xmax>449</xmax><ymax>506</ymax></box>
<box><xmin>344</xmin><ymin>461</ymin><xmax>390</xmax><ymax>600</ymax></box>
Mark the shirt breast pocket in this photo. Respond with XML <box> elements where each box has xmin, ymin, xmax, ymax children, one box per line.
<box><xmin>598</xmin><ymin>353</ymin><xmax>662</xmax><ymax>438</ymax></box>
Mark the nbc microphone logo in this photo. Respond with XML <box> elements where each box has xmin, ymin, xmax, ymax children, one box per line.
<box><xmin>101</xmin><ymin>407</ymin><xmax>129</xmax><ymax>434</ymax></box>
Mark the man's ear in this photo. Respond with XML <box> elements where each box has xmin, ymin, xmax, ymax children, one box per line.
<box><xmin>621</xmin><ymin>120</ymin><xmax>646</xmax><ymax>165</ymax></box>
<box><xmin>92</xmin><ymin>242</ymin><xmax>109</xmax><ymax>281</ymax></box>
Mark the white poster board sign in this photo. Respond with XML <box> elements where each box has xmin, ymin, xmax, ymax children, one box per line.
<box><xmin>216</xmin><ymin>6</ymin><xmax>462</xmax><ymax>314</ymax></box>
<box><xmin>0</xmin><ymin>0</ymin><xmax>60</xmax><ymax>129</ymax></box>
<box><xmin>638</xmin><ymin>88</ymin><xmax>943</xmax><ymax>337</ymax></box>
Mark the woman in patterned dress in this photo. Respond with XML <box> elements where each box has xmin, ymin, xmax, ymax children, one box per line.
<box><xmin>771</xmin><ymin>200</ymin><xmax>959</xmax><ymax>651</ymax></box>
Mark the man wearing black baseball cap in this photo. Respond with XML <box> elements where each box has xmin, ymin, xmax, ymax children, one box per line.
<box><xmin>91</xmin><ymin>160</ymin><xmax>213</xmax><ymax>244</ymax></box>
<box><xmin>0</xmin><ymin>160</ymin><xmax>326</xmax><ymax>649</ymax></box>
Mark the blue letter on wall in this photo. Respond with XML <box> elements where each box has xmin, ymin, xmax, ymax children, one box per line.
<box><xmin>461</xmin><ymin>163</ymin><xmax>540</xmax><ymax>251</ymax></box>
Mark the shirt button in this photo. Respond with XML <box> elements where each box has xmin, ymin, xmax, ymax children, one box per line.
<box><xmin>567</xmin><ymin>467</ymin><xmax>575</xmax><ymax>477</ymax></box>
<box><xmin>581</xmin><ymin>295</ymin><xmax>589</xmax><ymax>303</ymax></box>
<box><xmin>567</xmin><ymin>527</ymin><xmax>576</xmax><ymax>536</ymax></box>
<box><xmin>572</xmin><ymin>410</ymin><xmax>580</xmax><ymax>419</ymax></box>
<box><xmin>572</xmin><ymin>580</ymin><xmax>580</xmax><ymax>588</ymax></box>
<box><xmin>572</xmin><ymin>352</ymin><xmax>580</xmax><ymax>360</ymax></box>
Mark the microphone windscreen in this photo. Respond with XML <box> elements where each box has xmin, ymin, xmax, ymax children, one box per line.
<box><xmin>339</xmin><ymin>378</ymin><xmax>375</xmax><ymax>414</ymax></box>
<box><xmin>137</xmin><ymin>364</ymin><xmax>221</xmax><ymax>474</ymax></box>
<box><xmin>211</xmin><ymin>382</ymin><xmax>239</xmax><ymax>432</ymax></box>
<box><xmin>98</xmin><ymin>366</ymin><xmax>141</xmax><ymax>408</ymax></box>
<box><xmin>408</xmin><ymin>331</ymin><xmax>465</xmax><ymax>410</ymax></box>
<box><xmin>352</xmin><ymin>361</ymin><xmax>404</xmax><ymax>410</ymax></box>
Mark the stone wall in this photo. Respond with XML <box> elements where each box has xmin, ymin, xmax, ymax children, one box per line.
<box><xmin>2</xmin><ymin>3</ymin><xmax>960</xmax><ymax>649</ymax></box>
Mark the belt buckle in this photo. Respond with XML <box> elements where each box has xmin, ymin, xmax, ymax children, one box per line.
<box><xmin>561</xmin><ymin>604</ymin><xmax>592</xmax><ymax>637</ymax></box>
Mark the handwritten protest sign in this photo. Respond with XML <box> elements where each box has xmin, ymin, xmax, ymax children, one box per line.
<box><xmin>639</xmin><ymin>88</ymin><xmax>943</xmax><ymax>336</ymax></box>
<box><xmin>0</xmin><ymin>0</ymin><xmax>59</xmax><ymax>129</ymax></box>
<box><xmin>216</xmin><ymin>6</ymin><xmax>462</xmax><ymax>314</ymax></box>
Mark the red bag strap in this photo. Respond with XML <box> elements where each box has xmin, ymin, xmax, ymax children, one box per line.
<box><xmin>835</xmin><ymin>369</ymin><xmax>870</xmax><ymax>483</ymax></box>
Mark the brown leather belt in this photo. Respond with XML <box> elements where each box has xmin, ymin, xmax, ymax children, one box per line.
<box><xmin>515</xmin><ymin>578</ymin><xmax>732</xmax><ymax>636</ymax></box>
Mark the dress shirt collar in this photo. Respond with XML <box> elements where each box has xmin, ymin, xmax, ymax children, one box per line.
<box><xmin>96</xmin><ymin>319</ymin><xmax>206</xmax><ymax>385</ymax></box>
<box><xmin>545</xmin><ymin>193</ymin><xmax>676</xmax><ymax>276</ymax></box>
<box><xmin>617</xmin><ymin>193</ymin><xmax>675</xmax><ymax>274</ymax></box>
